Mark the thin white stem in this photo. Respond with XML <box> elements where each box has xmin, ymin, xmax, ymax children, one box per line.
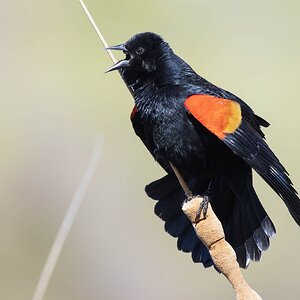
<box><xmin>78</xmin><ymin>0</ymin><xmax>135</xmax><ymax>98</ymax></box>
<box><xmin>78</xmin><ymin>0</ymin><xmax>117</xmax><ymax>64</ymax></box>
<box><xmin>31</xmin><ymin>137</ymin><xmax>103</xmax><ymax>300</ymax></box>
<box><xmin>169</xmin><ymin>162</ymin><xmax>193</xmax><ymax>198</ymax></box>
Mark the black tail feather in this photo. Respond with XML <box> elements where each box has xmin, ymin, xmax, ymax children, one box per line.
<box><xmin>146</xmin><ymin>168</ymin><xmax>276</xmax><ymax>269</ymax></box>
<box><xmin>145</xmin><ymin>173</ymin><xmax>213</xmax><ymax>267</ymax></box>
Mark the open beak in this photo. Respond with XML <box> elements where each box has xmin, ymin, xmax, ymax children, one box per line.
<box><xmin>105</xmin><ymin>44</ymin><xmax>130</xmax><ymax>73</ymax></box>
<box><xmin>105</xmin><ymin>59</ymin><xmax>130</xmax><ymax>73</ymax></box>
<box><xmin>105</xmin><ymin>44</ymin><xmax>127</xmax><ymax>52</ymax></box>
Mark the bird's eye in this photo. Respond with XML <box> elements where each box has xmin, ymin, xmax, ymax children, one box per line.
<box><xmin>135</xmin><ymin>47</ymin><xmax>145</xmax><ymax>55</ymax></box>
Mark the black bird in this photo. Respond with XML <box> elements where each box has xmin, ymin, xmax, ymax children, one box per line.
<box><xmin>106</xmin><ymin>32</ymin><xmax>300</xmax><ymax>269</ymax></box>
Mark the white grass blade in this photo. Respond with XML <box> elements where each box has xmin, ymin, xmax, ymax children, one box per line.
<box><xmin>78</xmin><ymin>0</ymin><xmax>117</xmax><ymax>64</ymax></box>
<box><xmin>32</xmin><ymin>137</ymin><xmax>103</xmax><ymax>300</ymax></box>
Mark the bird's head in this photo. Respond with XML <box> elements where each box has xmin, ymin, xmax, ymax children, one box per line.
<box><xmin>106</xmin><ymin>32</ymin><xmax>174</xmax><ymax>86</ymax></box>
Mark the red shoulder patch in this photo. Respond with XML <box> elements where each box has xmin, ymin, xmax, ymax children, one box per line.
<box><xmin>184</xmin><ymin>94</ymin><xmax>242</xmax><ymax>139</ymax></box>
<box><xmin>130</xmin><ymin>105</ymin><xmax>138</xmax><ymax>120</ymax></box>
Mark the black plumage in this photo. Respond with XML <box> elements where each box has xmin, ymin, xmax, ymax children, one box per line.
<box><xmin>106</xmin><ymin>32</ymin><xmax>299</xmax><ymax>269</ymax></box>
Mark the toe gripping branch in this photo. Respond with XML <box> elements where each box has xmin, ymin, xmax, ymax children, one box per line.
<box><xmin>195</xmin><ymin>194</ymin><xmax>210</xmax><ymax>223</ymax></box>
<box><xmin>169</xmin><ymin>162</ymin><xmax>263</xmax><ymax>300</ymax></box>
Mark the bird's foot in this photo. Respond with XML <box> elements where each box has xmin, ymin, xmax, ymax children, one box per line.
<box><xmin>194</xmin><ymin>194</ymin><xmax>210</xmax><ymax>223</ymax></box>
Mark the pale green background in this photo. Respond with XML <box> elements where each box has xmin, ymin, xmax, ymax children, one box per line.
<box><xmin>0</xmin><ymin>0</ymin><xmax>299</xmax><ymax>299</ymax></box>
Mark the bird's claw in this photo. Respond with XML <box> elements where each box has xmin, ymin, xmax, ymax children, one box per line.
<box><xmin>195</xmin><ymin>195</ymin><xmax>210</xmax><ymax>223</ymax></box>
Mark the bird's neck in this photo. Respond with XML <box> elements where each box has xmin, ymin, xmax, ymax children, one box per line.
<box><xmin>154</xmin><ymin>50</ymin><xmax>193</xmax><ymax>86</ymax></box>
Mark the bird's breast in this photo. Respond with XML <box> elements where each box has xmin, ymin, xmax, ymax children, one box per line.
<box><xmin>150</xmin><ymin>106</ymin><xmax>207</xmax><ymax>172</ymax></box>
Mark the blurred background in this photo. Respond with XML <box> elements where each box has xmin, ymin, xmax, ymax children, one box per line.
<box><xmin>1</xmin><ymin>0</ymin><xmax>299</xmax><ymax>299</ymax></box>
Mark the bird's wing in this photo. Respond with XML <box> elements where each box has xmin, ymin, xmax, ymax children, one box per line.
<box><xmin>184</xmin><ymin>94</ymin><xmax>300</xmax><ymax>225</ymax></box>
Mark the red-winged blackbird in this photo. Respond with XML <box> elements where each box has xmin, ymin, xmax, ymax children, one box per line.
<box><xmin>106</xmin><ymin>32</ymin><xmax>300</xmax><ymax>269</ymax></box>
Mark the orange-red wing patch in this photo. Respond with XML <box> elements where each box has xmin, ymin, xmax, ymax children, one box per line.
<box><xmin>184</xmin><ymin>95</ymin><xmax>242</xmax><ymax>140</ymax></box>
<box><xmin>130</xmin><ymin>105</ymin><xmax>138</xmax><ymax>120</ymax></box>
